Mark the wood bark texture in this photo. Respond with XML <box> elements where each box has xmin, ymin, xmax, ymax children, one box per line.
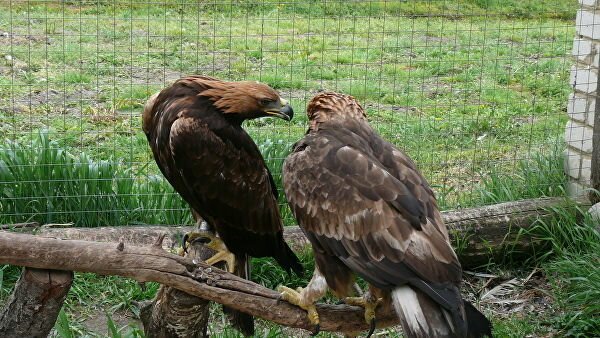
<box><xmin>0</xmin><ymin>232</ymin><xmax>399</xmax><ymax>334</ymax></box>
<box><xmin>140</xmin><ymin>232</ymin><xmax>213</xmax><ymax>338</ymax></box>
<box><xmin>37</xmin><ymin>196</ymin><xmax>589</xmax><ymax>267</ymax></box>
<box><xmin>0</xmin><ymin>267</ymin><xmax>73</xmax><ymax>337</ymax></box>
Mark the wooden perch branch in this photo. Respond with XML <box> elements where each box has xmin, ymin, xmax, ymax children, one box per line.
<box><xmin>0</xmin><ymin>232</ymin><xmax>397</xmax><ymax>334</ymax></box>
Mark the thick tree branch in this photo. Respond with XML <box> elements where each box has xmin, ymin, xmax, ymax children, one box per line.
<box><xmin>0</xmin><ymin>232</ymin><xmax>397</xmax><ymax>334</ymax></box>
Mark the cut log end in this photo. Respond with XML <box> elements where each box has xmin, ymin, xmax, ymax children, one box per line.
<box><xmin>0</xmin><ymin>268</ymin><xmax>73</xmax><ymax>338</ymax></box>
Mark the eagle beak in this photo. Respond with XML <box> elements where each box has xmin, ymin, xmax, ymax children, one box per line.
<box><xmin>265</xmin><ymin>99</ymin><xmax>294</xmax><ymax>121</ymax></box>
<box><xmin>279</xmin><ymin>103</ymin><xmax>294</xmax><ymax>121</ymax></box>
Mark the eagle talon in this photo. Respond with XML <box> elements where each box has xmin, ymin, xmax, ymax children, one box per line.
<box><xmin>277</xmin><ymin>285</ymin><xmax>320</xmax><ymax>333</ymax></box>
<box><xmin>181</xmin><ymin>234</ymin><xmax>190</xmax><ymax>254</ymax></box>
<box><xmin>341</xmin><ymin>294</ymin><xmax>381</xmax><ymax>335</ymax></box>
<box><xmin>183</xmin><ymin>231</ymin><xmax>236</xmax><ymax>273</ymax></box>
<box><xmin>366</xmin><ymin>318</ymin><xmax>376</xmax><ymax>338</ymax></box>
<box><xmin>311</xmin><ymin>323</ymin><xmax>320</xmax><ymax>336</ymax></box>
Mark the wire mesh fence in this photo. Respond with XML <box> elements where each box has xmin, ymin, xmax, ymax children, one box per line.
<box><xmin>0</xmin><ymin>1</ymin><xmax>578</xmax><ymax>226</ymax></box>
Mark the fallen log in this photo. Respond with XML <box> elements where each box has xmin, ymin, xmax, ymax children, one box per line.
<box><xmin>0</xmin><ymin>268</ymin><xmax>73</xmax><ymax>337</ymax></box>
<box><xmin>35</xmin><ymin>196</ymin><xmax>590</xmax><ymax>267</ymax></box>
<box><xmin>0</xmin><ymin>232</ymin><xmax>398</xmax><ymax>334</ymax></box>
<box><xmin>0</xmin><ymin>222</ymin><xmax>39</xmax><ymax>230</ymax></box>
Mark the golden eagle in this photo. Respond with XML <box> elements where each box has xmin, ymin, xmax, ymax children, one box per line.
<box><xmin>143</xmin><ymin>76</ymin><xmax>303</xmax><ymax>335</ymax></box>
<box><xmin>278</xmin><ymin>92</ymin><xmax>492</xmax><ymax>338</ymax></box>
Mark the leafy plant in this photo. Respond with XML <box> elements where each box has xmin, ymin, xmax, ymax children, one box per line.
<box><xmin>0</xmin><ymin>131</ymin><xmax>191</xmax><ymax>226</ymax></box>
<box><xmin>54</xmin><ymin>308</ymin><xmax>75</xmax><ymax>338</ymax></box>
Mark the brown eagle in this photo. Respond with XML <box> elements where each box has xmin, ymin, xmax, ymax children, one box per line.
<box><xmin>278</xmin><ymin>92</ymin><xmax>492</xmax><ymax>337</ymax></box>
<box><xmin>143</xmin><ymin>76</ymin><xmax>303</xmax><ymax>335</ymax></box>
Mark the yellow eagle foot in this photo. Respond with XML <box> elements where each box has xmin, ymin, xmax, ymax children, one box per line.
<box><xmin>341</xmin><ymin>294</ymin><xmax>382</xmax><ymax>337</ymax></box>
<box><xmin>183</xmin><ymin>231</ymin><xmax>236</xmax><ymax>273</ymax></box>
<box><xmin>277</xmin><ymin>285</ymin><xmax>320</xmax><ymax>335</ymax></box>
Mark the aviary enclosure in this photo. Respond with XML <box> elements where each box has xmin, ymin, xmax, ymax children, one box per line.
<box><xmin>0</xmin><ymin>1</ymin><xmax>598</xmax><ymax>337</ymax></box>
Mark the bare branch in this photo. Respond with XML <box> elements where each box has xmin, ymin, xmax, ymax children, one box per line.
<box><xmin>0</xmin><ymin>232</ymin><xmax>397</xmax><ymax>334</ymax></box>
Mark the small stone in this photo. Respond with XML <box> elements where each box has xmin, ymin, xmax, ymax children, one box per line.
<box><xmin>4</xmin><ymin>55</ymin><xmax>12</xmax><ymax>61</ymax></box>
<box><xmin>588</xmin><ymin>202</ymin><xmax>600</xmax><ymax>223</ymax></box>
<box><xmin>1</xmin><ymin>32</ymin><xmax>8</xmax><ymax>38</ymax></box>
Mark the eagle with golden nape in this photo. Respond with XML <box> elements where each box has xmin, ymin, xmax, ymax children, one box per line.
<box><xmin>142</xmin><ymin>76</ymin><xmax>303</xmax><ymax>336</ymax></box>
<box><xmin>278</xmin><ymin>92</ymin><xmax>492</xmax><ymax>338</ymax></box>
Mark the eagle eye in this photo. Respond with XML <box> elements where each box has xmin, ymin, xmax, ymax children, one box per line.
<box><xmin>260</xmin><ymin>98</ymin><xmax>275</xmax><ymax>106</ymax></box>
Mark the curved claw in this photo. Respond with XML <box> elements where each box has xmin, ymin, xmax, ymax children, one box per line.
<box><xmin>366</xmin><ymin>318</ymin><xmax>376</xmax><ymax>338</ymax></box>
<box><xmin>181</xmin><ymin>234</ymin><xmax>189</xmax><ymax>253</ymax></box>
<box><xmin>311</xmin><ymin>323</ymin><xmax>320</xmax><ymax>336</ymax></box>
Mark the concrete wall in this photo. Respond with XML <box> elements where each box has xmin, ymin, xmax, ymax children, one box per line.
<box><xmin>567</xmin><ymin>0</ymin><xmax>599</xmax><ymax>195</ymax></box>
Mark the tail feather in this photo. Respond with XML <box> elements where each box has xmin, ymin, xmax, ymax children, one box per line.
<box><xmin>464</xmin><ymin>300</ymin><xmax>493</xmax><ymax>338</ymax></box>
<box><xmin>391</xmin><ymin>286</ymin><xmax>457</xmax><ymax>338</ymax></box>
<box><xmin>391</xmin><ymin>286</ymin><xmax>493</xmax><ymax>338</ymax></box>
<box><xmin>275</xmin><ymin>240</ymin><xmax>304</xmax><ymax>277</ymax></box>
<box><xmin>222</xmin><ymin>254</ymin><xmax>254</xmax><ymax>336</ymax></box>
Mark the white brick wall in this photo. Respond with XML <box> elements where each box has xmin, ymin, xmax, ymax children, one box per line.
<box><xmin>566</xmin><ymin>120</ymin><xmax>594</xmax><ymax>153</ymax></box>
<box><xmin>570</xmin><ymin>65</ymin><xmax>598</xmax><ymax>93</ymax></box>
<box><xmin>567</xmin><ymin>0</ymin><xmax>599</xmax><ymax>196</ymax></box>
<box><xmin>576</xmin><ymin>9</ymin><xmax>600</xmax><ymax>39</ymax></box>
<box><xmin>568</xmin><ymin>93</ymin><xmax>588</xmax><ymax>122</ymax></box>
<box><xmin>580</xmin><ymin>0</ymin><xmax>599</xmax><ymax>8</ymax></box>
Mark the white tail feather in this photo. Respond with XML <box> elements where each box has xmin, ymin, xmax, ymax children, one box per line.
<box><xmin>392</xmin><ymin>286</ymin><xmax>454</xmax><ymax>338</ymax></box>
<box><xmin>392</xmin><ymin>286</ymin><xmax>430</xmax><ymax>336</ymax></box>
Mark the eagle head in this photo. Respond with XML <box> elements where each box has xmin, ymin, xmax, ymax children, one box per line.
<box><xmin>306</xmin><ymin>91</ymin><xmax>366</xmax><ymax>127</ymax></box>
<box><xmin>200</xmin><ymin>80</ymin><xmax>294</xmax><ymax>121</ymax></box>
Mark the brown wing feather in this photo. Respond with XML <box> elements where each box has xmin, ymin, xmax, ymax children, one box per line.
<box><xmin>283</xmin><ymin>121</ymin><xmax>461</xmax><ymax>309</ymax></box>
<box><xmin>169</xmin><ymin>117</ymin><xmax>281</xmax><ymax>236</ymax></box>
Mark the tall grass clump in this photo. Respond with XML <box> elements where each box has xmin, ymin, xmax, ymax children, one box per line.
<box><xmin>526</xmin><ymin>205</ymin><xmax>600</xmax><ymax>336</ymax></box>
<box><xmin>0</xmin><ymin>132</ymin><xmax>299</xmax><ymax>227</ymax></box>
<box><xmin>0</xmin><ymin>132</ymin><xmax>190</xmax><ymax>226</ymax></box>
<box><xmin>474</xmin><ymin>144</ymin><xmax>567</xmax><ymax>205</ymax></box>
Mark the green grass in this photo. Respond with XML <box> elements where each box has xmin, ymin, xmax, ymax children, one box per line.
<box><xmin>0</xmin><ymin>0</ymin><xmax>574</xmax><ymax>212</ymax></box>
<box><xmin>472</xmin><ymin>143</ymin><xmax>567</xmax><ymax>206</ymax></box>
<box><xmin>0</xmin><ymin>132</ymin><xmax>191</xmax><ymax>226</ymax></box>
<box><xmin>0</xmin><ymin>130</ymin><xmax>567</xmax><ymax>226</ymax></box>
<box><xmin>526</xmin><ymin>207</ymin><xmax>600</xmax><ymax>337</ymax></box>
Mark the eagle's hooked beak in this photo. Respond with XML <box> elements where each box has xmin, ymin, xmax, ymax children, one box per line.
<box><xmin>264</xmin><ymin>98</ymin><xmax>294</xmax><ymax>121</ymax></box>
